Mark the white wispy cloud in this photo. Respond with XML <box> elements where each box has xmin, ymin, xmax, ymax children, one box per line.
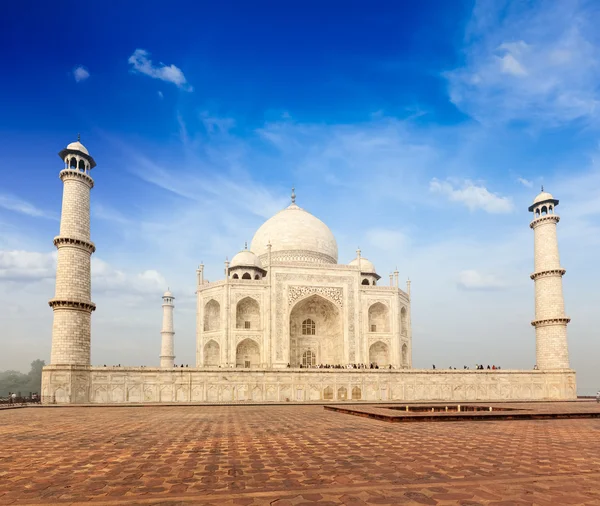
<box><xmin>0</xmin><ymin>249</ymin><xmax>167</xmax><ymax>295</ymax></box>
<box><xmin>200</xmin><ymin>112</ymin><xmax>236</xmax><ymax>134</ymax></box>
<box><xmin>73</xmin><ymin>65</ymin><xmax>90</xmax><ymax>83</ymax></box>
<box><xmin>0</xmin><ymin>250</ymin><xmax>57</xmax><ymax>281</ymax></box>
<box><xmin>457</xmin><ymin>269</ymin><xmax>506</xmax><ymax>290</ymax></box>
<box><xmin>92</xmin><ymin>258</ymin><xmax>167</xmax><ymax>295</ymax></box>
<box><xmin>429</xmin><ymin>178</ymin><xmax>513</xmax><ymax>213</ymax></box>
<box><xmin>517</xmin><ymin>177</ymin><xmax>533</xmax><ymax>188</ymax></box>
<box><xmin>0</xmin><ymin>194</ymin><xmax>57</xmax><ymax>220</ymax></box>
<box><xmin>128</xmin><ymin>49</ymin><xmax>193</xmax><ymax>91</ymax></box>
<box><xmin>446</xmin><ymin>1</ymin><xmax>600</xmax><ymax>125</ymax></box>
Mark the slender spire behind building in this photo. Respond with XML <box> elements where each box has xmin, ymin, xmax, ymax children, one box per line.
<box><xmin>160</xmin><ymin>290</ymin><xmax>175</xmax><ymax>368</ymax></box>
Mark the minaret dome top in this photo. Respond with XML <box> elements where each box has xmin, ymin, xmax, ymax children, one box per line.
<box><xmin>58</xmin><ymin>136</ymin><xmax>96</xmax><ymax>168</ymax></box>
<box><xmin>528</xmin><ymin>188</ymin><xmax>559</xmax><ymax>212</ymax></box>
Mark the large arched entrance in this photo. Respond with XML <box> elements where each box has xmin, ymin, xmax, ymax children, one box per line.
<box><xmin>236</xmin><ymin>338</ymin><xmax>260</xmax><ymax>368</ymax></box>
<box><xmin>289</xmin><ymin>294</ymin><xmax>342</xmax><ymax>366</ymax></box>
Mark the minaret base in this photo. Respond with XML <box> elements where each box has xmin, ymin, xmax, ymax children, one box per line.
<box><xmin>534</xmin><ymin>321</ymin><xmax>571</xmax><ymax>370</ymax></box>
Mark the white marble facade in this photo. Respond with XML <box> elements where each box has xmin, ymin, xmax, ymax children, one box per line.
<box><xmin>195</xmin><ymin>192</ymin><xmax>412</xmax><ymax>371</ymax></box>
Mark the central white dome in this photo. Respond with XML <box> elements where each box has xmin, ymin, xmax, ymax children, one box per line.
<box><xmin>251</xmin><ymin>202</ymin><xmax>338</xmax><ymax>264</ymax></box>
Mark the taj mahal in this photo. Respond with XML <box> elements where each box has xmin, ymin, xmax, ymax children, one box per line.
<box><xmin>41</xmin><ymin>138</ymin><xmax>576</xmax><ymax>403</ymax></box>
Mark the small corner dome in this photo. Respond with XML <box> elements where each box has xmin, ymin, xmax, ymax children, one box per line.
<box><xmin>533</xmin><ymin>191</ymin><xmax>554</xmax><ymax>204</ymax></box>
<box><xmin>163</xmin><ymin>290</ymin><xmax>173</xmax><ymax>298</ymax></box>
<box><xmin>66</xmin><ymin>141</ymin><xmax>90</xmax><ymax>156</ymax></box>
<box><xmin>349</xmin><ymin>256</ymin><xmax>376</xmax><ymax>274</ymax></box>
<box><xmin>230</xmin><ymin>249</ymin><xmax>263</xmax><ymax>269</ymax></box>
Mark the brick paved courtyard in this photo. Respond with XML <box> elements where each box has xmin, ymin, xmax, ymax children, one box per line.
<box><xmin>2</xmin><ymin>402</ymin><xmax>600</xmax><ymax>505</ymax></box>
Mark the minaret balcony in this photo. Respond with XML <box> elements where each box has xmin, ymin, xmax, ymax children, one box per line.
<box><xmin>529</xmin><ymin>214</ymin><xmax>560</xmax><ymax>228</ymax></box>
<box><xmin>530</xmin><ymin>268</ymin><xmax>566</xmax><ymax>280</ymax></box>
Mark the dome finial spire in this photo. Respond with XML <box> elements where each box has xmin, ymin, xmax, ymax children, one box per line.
<box><xmin>77</xmin><ymin>133</ymin><xmax>81</xmax><ymax>142</ymax></box>
<box><xmin>291</xmin><ymin>186</ymin><xmax>296</xmax><ymax>204</ymax></box>
<box><xmin>244</xmin><ymin>241</ymin><xmax>247</xmax><ymax>250</ymax></box>
<box><xmin>541</xmin><ymin>184</ymin><xmax>544</xmax><ymax>192</ymax></box>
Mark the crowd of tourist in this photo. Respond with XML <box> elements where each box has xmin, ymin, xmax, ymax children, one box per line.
<box><xmin>431</xmin><ymin>364</ymin><xmax>502</xmax><ymax>370</ymax></box>
<box><xmin>102</xmin><ymin>364</ymin><xmax>191</xmax><ymax>368</ymax></box>
<box><xmin>1</xmin><ymin>392</ymin><xmax>39</xmax><ymax>405</ymax></box>
<box><xmin>289</xmin><ymin>363</ymin><xmax>395</xmax><ymax>369</ymax></box>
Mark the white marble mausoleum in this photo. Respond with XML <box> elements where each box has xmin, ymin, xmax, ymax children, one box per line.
<box><xmin>41</xmin><ymin>139</ymin><xmax>577</xmax><ymax>404</ymax></box>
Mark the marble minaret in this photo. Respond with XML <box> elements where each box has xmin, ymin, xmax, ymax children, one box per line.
<box><xmin>160</xmin><ymin>290</ymin><xmax>175</xmax><ymax>368</ymax></box>
<box><xmin>529</xmin><ymin>188</ymin><xmax>570</xmax><ymax>370</ymax></box>
<box><xmin>49</xmin><ymin>137</ymin><xmax>96</xmax><ymax>366</ymax></box>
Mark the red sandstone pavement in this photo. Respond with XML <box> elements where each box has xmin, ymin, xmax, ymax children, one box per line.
<box><xmin>1</xmin><ymin>402</ymin><xmax>600</xmax><ymax>505</ymax></box>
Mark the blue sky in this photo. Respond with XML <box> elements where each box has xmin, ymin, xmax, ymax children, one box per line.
<box><xmin>1</xmin><ymin>0</ymin><xmax>599</xmax><ymax>393</ymax></box>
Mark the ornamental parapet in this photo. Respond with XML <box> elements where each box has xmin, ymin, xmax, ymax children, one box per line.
<box><xmin>530</xmin><ymin>215</ymin><xmax>560</xmax><ymax>228</ymax></box>
<box><xmin>53</xmin><ymin>236</ymin><xmax>96</xmax><ymax>253</ymax></box>
<box><xmin>361</xmin><ymin>285</ymin><xmax>403</xmax><ymax>292</ymax></box>
<box><xmin>48</xmin><ymin>299</ymin><xmax>96</xmax><ymax>312</ymax></box>
<box><xmin>59</xmin><ymin>168</ymin><xmax>94</xmax><ymax>188</ymax></box>
<box><xmin>198</xmin><ymin>280</ymin><xmax>227</xmax><ymax>290</ymax></box>
<box><xmin>531</xmin><ymin>317</ymin><xmax>571</xmax><ymax>327</ymax></box>
<box><xmin>530</xmin><ymin>268</ymin><xmax>566</xmax><ymax>280</ymax></box>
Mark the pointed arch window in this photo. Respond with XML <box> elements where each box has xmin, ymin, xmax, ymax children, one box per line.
<box><xmin>301</xmin><ymin>318</ymin><xmax>316</xmax><ymax>335</ymax></box>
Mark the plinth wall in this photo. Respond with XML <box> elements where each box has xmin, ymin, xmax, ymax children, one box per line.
<box><xmin>41</xmin><ymin>366</ymin><xmax>577</xmax><ymax>404</ymax></box>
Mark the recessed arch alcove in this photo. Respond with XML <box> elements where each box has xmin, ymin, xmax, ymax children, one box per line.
<box><xmin>369</xmin><ymin>341</ymin><xmax>389</xmax><ymax>366</ymax></box>
<box><xmin>236</xmin><ymin>338</ymin><xmax>260</xmax><ymax>368</ymax></box>
<box><xmin>289</xmin><ymin>294</ymin><xmax>342</xmax><ymax>366</ymax></box>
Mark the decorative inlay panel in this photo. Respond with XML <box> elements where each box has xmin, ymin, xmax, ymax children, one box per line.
<box><xmin>260</xmin><ymin>249</ymin><xmax>336</xmax><ymax>264</ymax></box>
<box><xmin>235</xmin><ymin>334</ymin><xmax>262</xmax><ymax>345</ymax></box>
<box><xmin>288</xmin><ymin>286</ymin><xmax>343</xmax><ymax>308</ymax></box>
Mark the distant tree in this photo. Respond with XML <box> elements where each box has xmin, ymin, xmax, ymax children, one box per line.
<box><xmin>27</xmin><ymin>359</ymin><xmax>45</xmax><ymax>394</ymax></box>
<box><xmin>0</xmin><ymin>359</ymin><xmax>45</xmax><ymax>397</ymax></box>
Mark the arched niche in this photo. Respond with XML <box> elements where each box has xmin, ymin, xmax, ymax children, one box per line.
<box><xmin>203</xmin><ymin>299</ymin><xmax>220</xmax><ymax>331</ymax></box>
<box><xmin>368</xmin><ymin>302</ymin><xmax>390</xmax><ymax>333</ymax></box>
<box><xmin>402</xmin><ymin>343</ymin><xmax>408</xmax><ymax>366</ymax></box>
<box><xmin>236</xmin><ymin>338</ymin><xmax>260</xmax><ymax>368</ymax></box>
<box><xmin>236</xmin><ymin>297</ymin><xmax>260</xmax><ymax>329</ymax></box>
<box><xmin>204</xmin><ymin>340</ymin><xmax>220</xmax><ymax>366</ymax></box>
<box><xmin>400</xmin><ymin>307</ymin><xmax>407</xmax><ymax>336</ymax></box>
<box><xmin>369</xmin><ymin>341</ymin><xmax>389</xmax><ymax>366</ymax></box>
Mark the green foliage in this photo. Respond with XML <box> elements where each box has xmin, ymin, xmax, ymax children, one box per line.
<box><xmin>0</xmin><ymin>359</ymin><xmax>45</xmax><ymax>397</ymax></box>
